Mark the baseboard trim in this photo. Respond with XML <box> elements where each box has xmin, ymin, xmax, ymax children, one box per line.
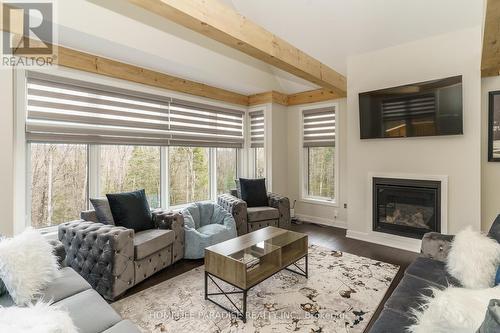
<box><xmin>295</xmin><ymin>214</ymin><xmax>347</xmax><ymax>229</ymax></box>
<box><xmin>346</xmin><ymin>230</ymin><xmax>421</xmax><ymax>253</ymax></box>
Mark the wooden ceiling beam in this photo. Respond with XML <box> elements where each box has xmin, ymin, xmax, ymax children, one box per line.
<box><xmin>13</xmin><ymin>41</ymin><xmax>342</xmax><ymax>106</ymax></box>
<box><xmin>287</xmin><ymin>88</ymin><xmax>345</xmax><ymax>106</ymax></box>
<box><xmin>129</xmin><ymin>0</ymin><xmax>347</xmax><ymax>94</ymax></box>
<box><xmin>482</xmin><ymin>0</ymin><xmax>500</xmax><ymax>77</ymax></box>
<box><xmin>248</xmin><ymin>91</ymin><xmax>288</xmax><ymax>106</ymax></box>
<box><xmin>55</xmin><ymin>46</ymin><xmax>250</xmax><ymax>106</ymax></box>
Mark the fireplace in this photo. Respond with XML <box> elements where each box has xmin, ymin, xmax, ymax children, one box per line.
<box><xmin>373</xmin><ymin>177</ymin><xmax>441</xmax><ymax>239</ymax></box>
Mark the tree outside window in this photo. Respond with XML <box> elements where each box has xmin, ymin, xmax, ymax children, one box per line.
<box><xmin>216</xmin><ymin>148</ymin><xmax>237</xmax><ymax>194</ymax></box>
<box><xmin>169</xmin><ymin>147</ymin><xmax>209</xmax><ymax>206</ymax></box>
<box><xmin>29</xmin><ymin>144</ymin><xmax>241</xmax><ymax>229</ymax></box>
<box><xmin>307</xmin><ymin>146</ymin><xmax>335</xmax><ymax>200</ymax></box>
<box><xmin>30</xmin><ymin>143</ymin><xmax>88</xmax><ymax>228</ymax></box>
<box><xmin>100</xmin><ymin>145</ymin><xmax>161</xmax><ymax>208</ymax></box>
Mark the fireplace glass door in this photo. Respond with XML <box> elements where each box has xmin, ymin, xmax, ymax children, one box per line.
<box><xmin>373</xmin><ymin>178</ymin><xmax>440</xmax><ymax>239</ymax></box>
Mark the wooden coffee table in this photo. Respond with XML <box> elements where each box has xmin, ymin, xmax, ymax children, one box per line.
<box><xmin>204</xmin><ymin>226</ymin><xmax>308</xmax><ymax>322</ymax></box>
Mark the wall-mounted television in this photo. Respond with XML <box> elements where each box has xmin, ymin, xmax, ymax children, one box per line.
<box><xmin>358</xmin><ymin>76</ymin><xmax>463</xmax><ymax>139</ymax></box>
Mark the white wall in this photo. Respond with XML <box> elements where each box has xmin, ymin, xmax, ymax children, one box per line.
<box><xmin>346</xmin><ymin>27</ymin><xmax>482</xmax><ymax>251</ymax></box>
<box><xmin>286</xmin><ymin>99</ymin><xmax>348</xmax><ymax>227</ymax></box>
<box><xmin>269</xmin><ymin>103</ymin><xmax>289</xmax><ymax>194</ymax></box>
<box><xmin>481</xmin><ymin>76</ymin><xmax>500</xmax><ymax>231</ymax></box>
<box><xmin>0</xmin><ymin>68</ymin><xmax>15</xmax><ymax>236</ymax></box>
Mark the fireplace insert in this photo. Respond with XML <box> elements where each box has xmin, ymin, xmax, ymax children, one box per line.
<box><xmin>373</xmin><ymin>177</ymin><xmax>441</xmax><ymax>239</ymax></box>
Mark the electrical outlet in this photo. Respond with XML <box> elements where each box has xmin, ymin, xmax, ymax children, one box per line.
<box><xmin>344</xmin><ymin>203</ymin><xmax>347</xmax><ymax>209</ymax></box>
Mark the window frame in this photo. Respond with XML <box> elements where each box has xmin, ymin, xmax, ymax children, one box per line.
<box><xmin>299</xmin><ymin>102</ymin><xmax>339</xmax><ymax>207</ymax></box>
<box><xmin>18</xmin><ymin>68</ymin><xmax>245</xmax><ymax>231</ymax></box>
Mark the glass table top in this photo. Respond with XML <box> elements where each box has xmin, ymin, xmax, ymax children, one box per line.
<box><xmin>226</xmin><ymin>229</ymin><xmax>306</xmax><ymax>264</ymax></box>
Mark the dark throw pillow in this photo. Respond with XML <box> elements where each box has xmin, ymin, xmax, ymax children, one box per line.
<box><xmin>239</xmin><ymin>178</ymin><xmax>268</xmax><ymax>207</ymax></box>
<box><xmin>106</xmin><ymin>189</ymin><xmax>153</xmax><ymax>232</ymax></box>
<box><xmin>90</xmin><ymin>198</ymin><xmax>115</xmax><ymax>225</ymax></box>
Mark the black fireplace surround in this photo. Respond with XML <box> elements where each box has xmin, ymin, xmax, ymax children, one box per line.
<box><xmin>373</xmin><ymin>177</ymin><xmax>441</xmax><ymax>239</ymax></box>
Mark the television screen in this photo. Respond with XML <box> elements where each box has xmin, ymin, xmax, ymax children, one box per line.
<box><xmin>358</xmin><ymin>76</ymin><xmax>463</xmax><ymax>139</ymax></box>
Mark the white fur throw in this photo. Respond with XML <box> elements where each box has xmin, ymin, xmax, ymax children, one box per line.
<box><xmin>0</xmin><ymin>228</ymin><xmax>61</xmax><ymax>305</ymax></box>
<box><xmin>408</xmin><ymin>286</ymin><xmax>500</xmax><ymax>333</ymax></box>
<box><xmin>0</xmin><ymin>301</ymin><xmax>77</xmax><ymax>333</ymax></box>
<box><xmin>446</xmin><ymin>227</ymin><xmax>500</xmax><ymax>289</ymax></box>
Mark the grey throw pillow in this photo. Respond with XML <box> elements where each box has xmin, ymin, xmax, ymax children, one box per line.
<box><xmin>477</xmin><ymin>299</ymin><xmax>500</xmax><ymax>333</ymax></box>
<box><xmin>90</xmin><ymin>198</ymin><xmax>115</xmax><ymax>225</ymax></box>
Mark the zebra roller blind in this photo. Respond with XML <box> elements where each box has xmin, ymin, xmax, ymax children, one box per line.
<box><xmin>249</xmin><ymin>110</ymin><xmax>264</xmax><ymax>148</ymax></box>
<box><xmin>25</xmin><ymin>72</ymin><xmax>245</xmax><ymax>148</ymax></box>
<box><xmin>302</xmin><ymin>106</ymin><xmax>335</xmax><ymax>147</ymax></box>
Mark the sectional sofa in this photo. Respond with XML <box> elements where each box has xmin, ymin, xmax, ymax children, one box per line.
<box><xmin>369</xmin><ymin>216</ymin><xmax>500</xmax><ymax>332</ymax></box>
<box><xmin>0</xmin><ymin>242</ymin><xmax>140</xmax><ymax>333</ymax></box>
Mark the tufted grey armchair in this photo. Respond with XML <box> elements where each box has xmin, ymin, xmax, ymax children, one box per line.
<box><xmin>58</xmin><ymin>209</ymin><xmax>184</xmax><ymax>301</ymax></box>
<box><xmin>217</xmin><ymin>191</ymin><xmax>291</xmax><ymax>235</ymax></box>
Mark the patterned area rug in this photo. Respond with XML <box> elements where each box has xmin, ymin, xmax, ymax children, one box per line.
<box><xmin>112</xmin><ymin>244</ymin><xmax>399</xmax><ymax>333</ymax></box>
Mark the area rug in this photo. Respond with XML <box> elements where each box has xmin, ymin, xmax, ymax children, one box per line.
<box><xmin>112</xmin><ymin>244</ymin><xmax>399</xmax><ymax>333</ymax></box>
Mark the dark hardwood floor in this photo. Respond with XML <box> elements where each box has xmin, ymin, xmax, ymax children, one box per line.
<box><xmin>122</xmin><ymin>222</ymin><xmax>418</xmax><ymax>332</ymax></box>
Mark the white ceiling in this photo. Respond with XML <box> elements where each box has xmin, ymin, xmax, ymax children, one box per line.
<box><xmin>228</xmin><ymin>0</ymin><xmax>484</xmax><ymax>74</ymax></box>
<box><xmin>51</xmin><ymin>0</ymin><xmax>483</xmax><ymax>98</ymax></box>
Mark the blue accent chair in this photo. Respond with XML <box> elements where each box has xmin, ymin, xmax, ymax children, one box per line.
<box><xmin>181</xmin><ymin>201</ymin><xmax>237</xmax><ymax>259</ymax></box>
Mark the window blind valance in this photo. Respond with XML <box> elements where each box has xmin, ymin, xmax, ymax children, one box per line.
<box><xmin>249</xmin><ymin>110</ymin><xmax>264</xmax><ymax>148</ymax></box>
<box><xmin>25</xmin><ymin>72</ymin><xmax>245</xmax><ymax>148</ymax></box>
<box><xmin>302</xmin><ymin>106</ymin><xmax>335</xmax><ymax>147</ymax></box>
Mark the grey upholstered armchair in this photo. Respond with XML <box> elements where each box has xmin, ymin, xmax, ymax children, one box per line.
<box><xmin>58</xmin><ymin>209</ymin><xmax>184</xmax><ymax>301</ymax></box>
<box><xmin>217</xmin><ymin>191</ymin><xmax>291</xmax><ymax>235</ymax></box>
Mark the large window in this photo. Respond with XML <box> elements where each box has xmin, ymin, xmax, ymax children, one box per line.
<box><xmin>302</xmin><ymin>105</ymin><xmax>336</xmax><ymax>202</ymax></box>
<box><xmin>100</xmin><ymin>146</ymin><xmax>161</xmax><ymax>208</ymax></box>
<box><xmin>169</xmin><ymin>147</ymin><xmax>210</xmax><ymax>206</ymax></box>
<box><xmin>30</xmin><ymin>144</ymin><xmax>88</xmax><ymax>228</ymax></box>
<box><xmin>24</xmin><ymin>71</ymin><xmax>246</xmax><ymax>229</ymax></box>
<box><xmin>216</xmin><ymin>148</ymin><xmax>238</xmax><ymax>194</ymax></box>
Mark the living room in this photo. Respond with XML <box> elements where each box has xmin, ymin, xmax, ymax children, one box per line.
<box><xmin>0</xmin><ymin>0</ymin><xmax>499</xmax><ymax>332</ymax></box>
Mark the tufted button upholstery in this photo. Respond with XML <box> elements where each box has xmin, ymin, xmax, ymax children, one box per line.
<box><xmin>248</xmin><ymin>219</ymin><xmax>279</xmax><ymax>232</ymax></box>
<box><xmin>217</xmin><ymin>192</ymin><xmax>291</xmax><ymax>235</ymax></box>
<box><xmin>152</xmin><ymin>210</ymin><xmax>184</xmax><ymax>263</ymax></box>
<box><xmin>217</xmin><ymin>194</ymin><xmax>248</xmax><ymax>235</ymax></box>
<box><xmin>420</xmin><ymin>232</ymin><xmax>455</xmax><ymax>262</ymax></box>
<box><xmin>133</xmin><ymin>245</ymin><xmax>172</xmax><ymax>284</ymax></box>
<box><xmin>58</xmin><ymin>220</ymin><xmax>135</xmax><ymax>301</ymax></box>
<box><xmin>58</xmin><ymin>211</ymin><xmax>184</xmax><ymax>301</ymax></box>
<box><xmin>268</xmin><ymin>193</ymin><xmax>291</xmax><ymax>230</ymax></box>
